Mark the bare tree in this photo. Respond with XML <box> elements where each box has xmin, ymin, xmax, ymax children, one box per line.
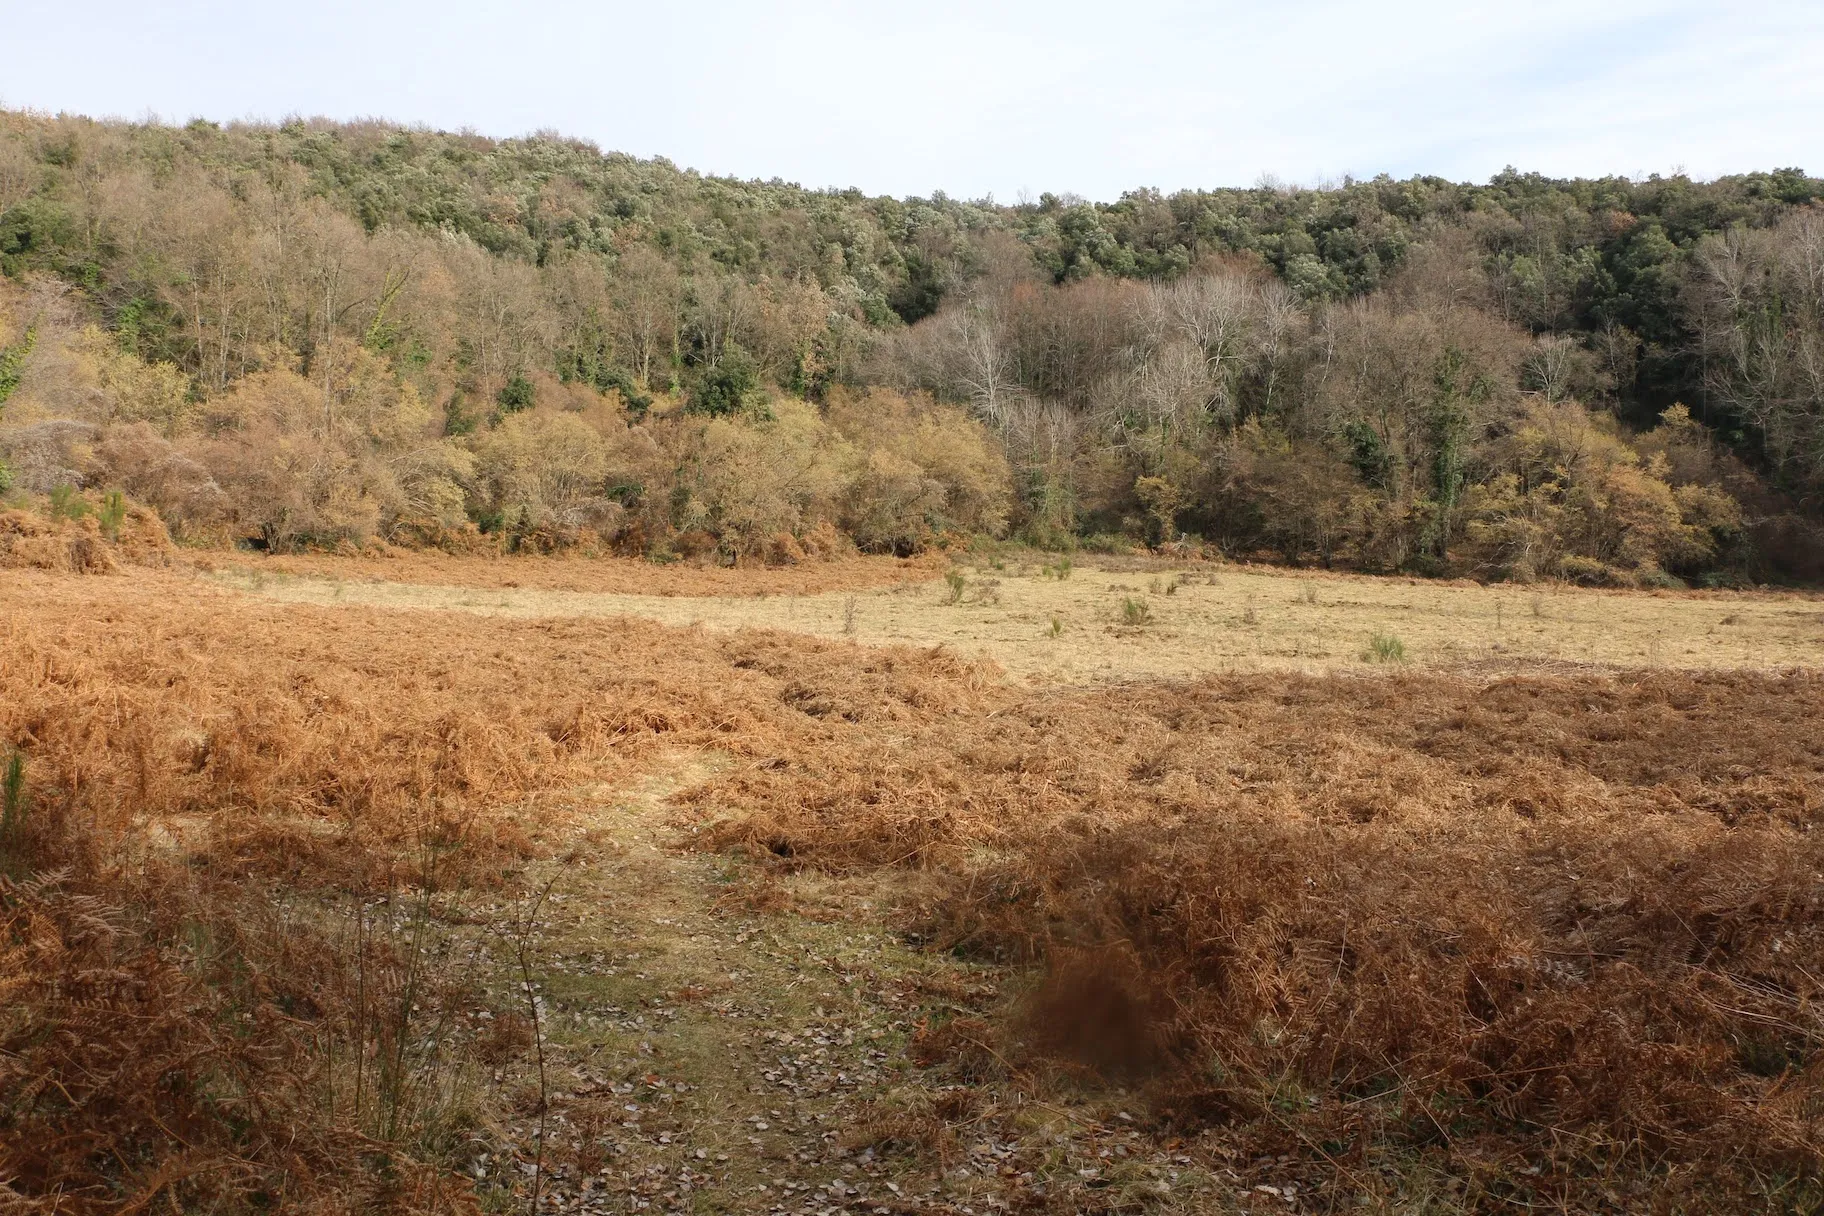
<box><xmin>1160</xmin><ymin>271</ymin><xmax>1257</xmax><ymax>412</ymax></box>
<box><xmin>1690</xmin><ymin>209</ymin><xmax>1824</xmax><ymax>494</ymax></box>
<box><xmin>1523</xmin><ymin>334</ymin><xmax>1578</xmax><ymax>403</ymax></box>
<box><xmin>942</xmin><ymin>300</ymin><xmax>1023</xmax><ymax>427</ymax></box>
<box><xmin>610</xmin><ymin>246</ymin><xmax>682</xmax><ymax>390</ymax></box>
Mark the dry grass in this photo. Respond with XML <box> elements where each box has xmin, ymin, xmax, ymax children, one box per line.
<box><xmin>218</xmin><ymin>558</ymin><xmax>1824</xmax><ymax>681</ymax></box>
<box><xmin>1</xmin><ymin>506</ymin><xmax>176</xmax><ymax>574</ymax></box>
<box><xmin>4</xmin><ymin>561</ymin><xmax>1823</xmax><ymax>1212</ymax></box>
<box><xmin>216</xmin><ymin>546</ymin><xmax>947</xmax><ymax>598</ymax></box>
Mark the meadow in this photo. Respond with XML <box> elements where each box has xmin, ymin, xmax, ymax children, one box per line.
<box><xmin>212</xmin><ymin>551</ymin><xmax>1824</xmax><ymax>681</ymax></box>
<box><xmin>4</xmin><ymin>552</ymin><xmax>1822</xmax><ymax>1215</ymax></box>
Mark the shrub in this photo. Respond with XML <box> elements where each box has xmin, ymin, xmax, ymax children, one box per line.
<box><xmin>90</xmin><ymin>423</ymin><xmax>228</xmax><ymax>540</ymax></box>
<box><xmin>677</xmin><ymin>399</ymin><xmax>849</xmax><ymax>553</ymax></box>
<box><xmin>97</xmin><ymin>489</ymin><xmax>125</xmax><ymax>540</ymax></box>
<box><xmin>0</xmin><ymin>323</ymin><xmax>35</xmax><ymax>412</ymax></box>
<box><xmin>47</xmin><ymin>482</ymin><xmax>87</xmax><ymax>520</ymax></box>
<box><xmin>196</xmin><ymin>353</ymin><xmax>441</xmax><ymax>549</ymax></box>
<box><xmin>1121</xmin><ymin>597</ymin><xmax>1153</xmax><ymax>626</ymax></box>
<box><xmin>827</xmin><ymin>388</ymin><xmax>1011</xmax><ymax>553</ymax></box>
<box><xmin>686</xmin><ymin>345</ymin><xmax>760</xmax><ymax>418</ymax></box>
<box><xmin>471</xmin><ymin>409</ymin><xmax>617</xmax><ymax>537</ymax></box>
<box><xmin>69</xmin><ymin>326</ymin><xmax>193</xmax><ymax>433</ymax></box>
<box><xmin>496</xmin><ymin>372</ymin><xmax>537</xmax><ymax>414</ymax></box>
<box><xmin>1363</xmin><ymin>631</ymin><xmax>1406</xmax><ymax>662</ymax></box>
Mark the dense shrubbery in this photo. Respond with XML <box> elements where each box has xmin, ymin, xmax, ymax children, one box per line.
<box><xmin>0</xmin><ymin>277</ymin><xmax>1005</xmax><ymax>559</ymax></box>
<box><xmin>0</xmin><ymin>109</ymin><xmax>1821</xmax><ymax>579</ymax></box>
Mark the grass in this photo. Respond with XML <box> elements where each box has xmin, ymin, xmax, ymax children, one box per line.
<box><xmin>219</xmin><ymin>558</ymin><xmax>1824</xmax><ymax>684</ymax></box>
<box><xmin>219</xmin><ymin>546</ymin><xmax>948</xmax><ymax>598</ymax></box>
<box><xmin>1120</xmin><ymin>596</ymin><xmax>1153</xmax><ymax>626</ymax></box>
<box><xmin>1363</xmin><ymin>631</ymin><xmax>1407</xmax><ymax>662</ymax></box>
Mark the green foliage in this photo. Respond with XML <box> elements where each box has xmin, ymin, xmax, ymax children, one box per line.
<box><xmin>443</xmin><ymin>394</ymin><xmax>478</xmax><ymax>437</ymax></box>
<box><xmin>1120</xmin><ymin>597</ymin><xmax>1153</xmax><ymax>626</ymax></box>
<box><xmin>1420</xmin><ymin>347</ymin><xmax>1484</xmax><ymax>563</ymax></box>
<box><xmin>496</xmin><ymin>373</ymin><xmax>536</xmax><ymax>414</ymax></box>
<box><xmin>0</xmin><ymin>325</ymin><xmax>36</xmax><ymax>414</ymax></box>
<box><xmin>944</xmin><ymin>569</ymin><xmax>967</xmax><ymax>604</ymax></box>
<box><xmin>99</xmin><ymin>489</ymin><xmax>126</xmax><ymax>540</ymax></box>
<box><xmin>1363</xmin><ymin>632</ymin><xmax>1407</xmax><ymax>663</ymax></box>
<box><xmin>687</xmin><ymin>346</ymin><xmax>760</xmax><ymax>418</ymax></box>
<box><xmin>1343</xmin><ymin>420</ymin><xmax>1392</xmax><ymax>490</ymax></box>
<box><xmin>0</xmin><ymin>198</ymin><xmax>77</xmax><ymax>274</ymax></box>
<box><xmin>560</xmin><ymin>352</ymin><xmax>652</xmax><ymax>417</ymax></box>
<box><xmin>48</xmin><ymin>484</ymin><xmax>88</xmax><ymax>521</ymax></box>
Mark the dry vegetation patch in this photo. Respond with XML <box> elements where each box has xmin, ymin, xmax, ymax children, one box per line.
<box><xmin>689</xmin><ymin>669</ymin><xmax>1824</xmax><ymax>1209</ymax></box>
<box><xmin>4</xmin><ymin>565</ymin><xmax>1822</xmax><ymax>1213</ymax></box>
<box><xmin>0</xmin><ymin>569</ymin><xmax>997</xmax><ymax>1213</ymax></box>
<box><xmin>221</xmin><ymin>558</ymin><xmax>1824</xmax><ymax>681</ymax></box>
<box><xmin>219</xmin><ymin>548</ymin><xmax>948</xmax><ymax>598</ymax></box>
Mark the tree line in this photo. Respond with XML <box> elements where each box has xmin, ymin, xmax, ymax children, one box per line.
<box><xmin>1</xmin><ymin>109</ymin><xmax>1821</xmax><ymax>582</ymax></box>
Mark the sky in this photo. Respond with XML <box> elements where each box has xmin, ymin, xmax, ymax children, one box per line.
<box><xmin>5</xmin><ymin>0</ymin><xmax>1822</xmax><ymax>202</ymax></box>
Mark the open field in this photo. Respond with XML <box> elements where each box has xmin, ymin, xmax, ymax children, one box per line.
<box><xmin>4</xmin><ymin>560</ymin><xmax>1823</xmax><ymax>1215</ymax></box>
<box><xmin>231</xmin><ymin>549</ymin><xmax>950</xmax><ymax>598</ymax></box>
<box><xmin>211</xmin><ymin>555</ymin><xmax>1824</xmax><ymax>681</ymax></box>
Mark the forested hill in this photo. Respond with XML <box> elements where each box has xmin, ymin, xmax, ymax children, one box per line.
<box><xmin>2</xmin><ymin>109</ymin><xmax>1823</xmax><ymax>583</ymax></box>
<box><xmin>6</xmin><ymin>113</ymin><xmax>1820</xmax><ymax>402</ymax></box>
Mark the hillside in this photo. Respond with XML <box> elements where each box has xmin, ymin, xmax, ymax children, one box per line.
<box><xmin>2</xmin><ymin>110</ymin><xmax>1823</xmax><ymax>583</ymax></box>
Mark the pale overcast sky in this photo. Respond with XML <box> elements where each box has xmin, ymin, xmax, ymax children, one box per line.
<box><xmin>6</xmin><ymin>0</ymin><xmax>1821</xmax><ymax>201</ymax></box>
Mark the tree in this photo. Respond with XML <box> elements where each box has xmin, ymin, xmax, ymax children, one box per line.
<box><xmin>1690</xmin><ymin>209</ymin><xmax>1824</xmax><ymax>496</ymax></box>
<box><xmin>611</xmin><ymin>246</ymin><xmax>682</xmax><ymax>391</ymax></box>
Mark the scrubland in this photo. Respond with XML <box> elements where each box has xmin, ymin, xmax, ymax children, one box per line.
<box><xmin>3</xmin><ymin>556</ymin><xmax>1822</xmax><ymax>1215</ymax></box>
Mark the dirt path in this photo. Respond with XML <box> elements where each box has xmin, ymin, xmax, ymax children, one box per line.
<box><xmin>465</xmin><ymin>753</ymin><xmax>1229</xmax><ymax>1214</ymax></box>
